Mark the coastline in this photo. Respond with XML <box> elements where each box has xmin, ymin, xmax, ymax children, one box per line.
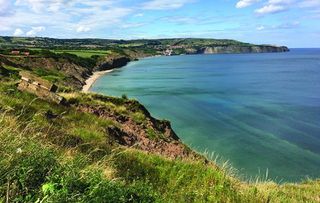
<box><xmin>82</xmin><ymin>69</ymin><xmax>113</xmax><ymax>92</ymax></box>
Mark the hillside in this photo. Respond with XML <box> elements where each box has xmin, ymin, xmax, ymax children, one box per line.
<box><xmin>0</xmin><ymin>36</ymin><xmax>289</xmax><ymax>55</ymax></box>
<box><xmin>0</xmin><ymin>44</ymin><xmax>319</xmax><ymax>202</ymax></box>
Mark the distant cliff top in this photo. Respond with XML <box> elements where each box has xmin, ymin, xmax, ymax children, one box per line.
<box><xmin>0</xmin><ymin>36</ymin><xmax>288</xmax><ymax>50</ymax></box>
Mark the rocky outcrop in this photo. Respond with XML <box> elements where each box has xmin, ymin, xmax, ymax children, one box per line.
<box><xmin>95</xmin><ymin>56</ymin><xmax>130</xmax><ymax>71</ymax></box>
<box><xmin>75</xmin><ymin>101</ymin><xmax>195</xmax><ymax>159</ymax></box>
<box><xmin>200</xmin><ymin>45</ymin><xmax>289</xmax><ymax>54</ymax></box>
<box><xmin>3</xmin><ymin>56</ymin><xmax>91</xmax><ymax>89</ymax></box>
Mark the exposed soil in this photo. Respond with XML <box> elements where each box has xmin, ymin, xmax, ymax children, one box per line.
<box><xmin>76</xmin><ymin>103</ymin><xmax>195</xmax><ymax>159</ymax></box>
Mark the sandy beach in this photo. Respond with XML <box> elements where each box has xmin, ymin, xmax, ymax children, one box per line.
<box><xmin>82</xmin><ymin>69</ymin><xmax>113</xmax><ymax>92</ymax></box>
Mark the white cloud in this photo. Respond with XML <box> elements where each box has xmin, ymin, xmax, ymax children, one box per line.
<box><xmin>13</xmin><ymin>28</ymin><xmax>24</xmax><ymax>36</ymax></box>
<box><xmin>255</xmin><ymin>4</ymin><xmax>286</xmax><ymax>14</ymax></box>
<box><xmin>48</xmin><ymin>0</ymin><xmax>65</xmax><ymax>12</ymax></box>
<box><xmin>1</xmin><ymin>0</ymin><xmax>131</xmax><ymax>37</ymax></box>
<box><xmin>0</xmin><ymin>0</ymin><xmax>8</xmax><ymax>10</ymax></box>
<box><xmin>14</xmin><ymin>0</ymin><xmax>77</xmax><ymax>13</ymax></box>
<box><xmin>299</xmin><ymin>0</ymin><xmax>320</xmax><ymax>8</ymax></box>
<box><xmin>142</xmin><ymin>0</ymin><xmax>194</xmax><ymax>10</ymax></box>
<box><xmin>236</xmin><ymin>0</ymin><xmax>259</xmax><ymax>8</ymax></box>
<box><xmin>15</xmin><ymin>0</ymin><xmax>46</xmax><ymax>13</ymax></box>
<box><xmin>76</xmin><ymin>26</ymin><xmax>91</xmax><ymax>33</ymax></box>
<box><xmin>26</xmin><ymin>26</ymin><xmax>45</xmax><ymax>36</ymax></box>
<box><xmin>255</xmin><ymin>0</ymin><xmax>294</xmax><ymax>15</ymax></box>
<box><xmin>0</xmin><ymin>0</ymin><xmax>12</xmax><ymax>16</ymax></box>
<box><xmin>237</xmin><ymin>0</ymin><xmax>320</xmax><ymax>15</ymax></box>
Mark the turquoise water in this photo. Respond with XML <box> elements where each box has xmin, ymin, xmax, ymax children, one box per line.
<box><xmin>91</xmin><ymin>49</ymin><xmax>320</xmax><ymax>182</ymax></box>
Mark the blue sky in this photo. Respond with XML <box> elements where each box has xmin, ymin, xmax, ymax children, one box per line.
<box><xmin>0</xmin><ymin>0</ymin><xmax>319</xmax><ymax>47</ymax></box>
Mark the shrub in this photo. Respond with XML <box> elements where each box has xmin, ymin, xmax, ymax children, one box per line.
<box><xmin>121</xmin><ymin>94</ymin><xmax>128</xmax><ymax>100</ymax></box>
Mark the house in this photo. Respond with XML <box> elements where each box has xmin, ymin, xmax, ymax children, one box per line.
<box><xmin>18</xmin><ymin>71</ymin><xmax>65</xmax><ymax>104</ymax></box>
<box><xmin>23</xmin><ymin>52</ymin><xmax>30</xmax><ymax>56</ymax></box>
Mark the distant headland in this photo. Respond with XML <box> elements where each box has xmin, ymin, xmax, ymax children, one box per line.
<box><xmin>0</xmin><ymin>36</ymin><xmax>289</xmax><ymax>56</ymax></box>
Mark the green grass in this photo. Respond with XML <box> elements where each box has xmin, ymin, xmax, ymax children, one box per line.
<box><xmin>0</xmin><ymin>75</ymin><xmax>319</xmax><ymax>202</ymax></box>
<box><xmin>0</xmin><ymin>114</ymin><xmax>156</xmax><ymax>202</ymax></box>
<box><xmin>146</xmin><ymin>128</ymin><xmax>164</xmax><ymax>140</ymax></box>
<box><xmin>52</xmin><ymin>50</ymin><xmax>111</xmax><ymax>58</ymax></box>
<box><xmin>113</xmin><ymin>149</ymin><xmax>243</xmax><ymax>202</ymax></box>
<box><xmin>2</xmin><ymin>64</ymin><xmax>21</xmax><ymax>72</ymax></box>
<box><xmin>131</xmin><ymin>111</ymin><xmax>146</xmax><ymax>124</ymax></box>
<box><xmin>33</xmin><ymin>68</ymin><xmax>66</xmax><ymax>83</ymax></box>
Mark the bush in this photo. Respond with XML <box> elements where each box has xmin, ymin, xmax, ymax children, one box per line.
<box><xmin>121</xmin><ymin>94</ymin><xmax>128</xmax><ymax>100</ymax></box>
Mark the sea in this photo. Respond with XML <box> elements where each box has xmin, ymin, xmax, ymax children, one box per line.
<box><xmin>91</xmin><ymin>49</ymin><xmax>320</xmax><ymax>182</ymax></box>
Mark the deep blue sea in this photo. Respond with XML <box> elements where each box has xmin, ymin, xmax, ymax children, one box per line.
<box><xmin>91</xmin><ymin>49</ymin><xmax>320</xmax><ymax>182</ymax></box>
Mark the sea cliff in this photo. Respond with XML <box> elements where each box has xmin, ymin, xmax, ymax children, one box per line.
<box><xmin>1</xmin><ymin>38</ymin><xmax>318</xmax><ymax>202</ymax></box>
<box><xmin>200</xmin><ymin>45</ymin><xmax>289</xmax><ymax>54</ymax></box>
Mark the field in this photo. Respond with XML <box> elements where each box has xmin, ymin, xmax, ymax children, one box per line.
<box><xmin>52</xmin><ymin>50</ymin><xmax>112</xmax><ymax>58</ymax></box>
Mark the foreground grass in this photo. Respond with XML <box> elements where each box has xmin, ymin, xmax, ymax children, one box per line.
<box><xmin>0</xmin><ymin>80</ymin><xmax>319</xmax><ymax>202</ymax></box>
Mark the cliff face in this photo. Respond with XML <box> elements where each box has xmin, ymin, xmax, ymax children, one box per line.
<box><xmin>0</xmin><ymin>54</ymin><xmax>133</xmax><ymax>90</ymax></box>
<box><xmin>95</xmin><ymin>56</ymin><xmax>130</xmax><ymax>71</ymax></box>
<box><xmin>2</xmin><ymin>56</ymin><xmax>91</xmax><ymax>89</ymax></box>
<box><xmin>74</xmin><ymin>95</ymin><xmax>195</xmax><ymax>159</ymax></box>
<box><xmin>200</xmin><ymin>45</ymin><xmax>289</xmax><ymax>54</ymax></box>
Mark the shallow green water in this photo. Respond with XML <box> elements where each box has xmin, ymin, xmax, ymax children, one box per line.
<box><xmin>91</xmin><ymin>49</ymin><xmax>320</xmax><ymax>182</ymax></box>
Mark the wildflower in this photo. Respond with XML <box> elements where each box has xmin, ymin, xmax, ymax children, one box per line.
<box><xmin>16</xmin><ymin>148</ymin><xmax>22</xmax><ymax>153</ymax></box>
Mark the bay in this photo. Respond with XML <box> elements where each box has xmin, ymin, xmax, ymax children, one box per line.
<box><xmin>91</xmin><ymin>49</ymin><xmax>320</xmax><ymax>182</ymax></box>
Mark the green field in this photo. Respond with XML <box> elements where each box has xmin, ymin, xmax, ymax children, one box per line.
<box><xmin>52</xmin><ymin>50</ymin><xmax>111</xmax><ymax>58</ymax></box>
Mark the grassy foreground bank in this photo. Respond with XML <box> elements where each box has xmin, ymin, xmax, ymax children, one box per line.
<box><xmin>0</xmin><ymin>49</ymin><xmax>319</xmax><ymax>202</ymax></box>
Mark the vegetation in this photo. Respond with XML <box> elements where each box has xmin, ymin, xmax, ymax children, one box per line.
<box><xmin>0</xmin><ymin>36</ymin><xmax>288</xmax><ymax>57</ymax></box>
<box><xmin>0</xmin><ymin>37</ymin><xmax>252</xmax><ymax>49</ymax></box>
<box><xmin>51</xmin><ymin>50</ymin><xmax>112</xmax><ymax>58</ymax></box>
<box><xmin>0</xmin><ymin>38</ymin><xmax>316</xmax><ymax>202</ymax></box>
<box><xmin>0</xmin><ymin>88</ymin><xmax>319</xmax><ymax>202</ymax></box>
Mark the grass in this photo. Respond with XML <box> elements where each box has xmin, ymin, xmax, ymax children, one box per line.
<box><xmin>146</xmin><ymin>128</ymin><xmax>164</xmax><ymax>140</ymax></box>
<box><xmin>113</xmin><ymin>149</ymin><xmax>243</xmax><ymax>202</ymax></box>
<box><xmin>0</xmin><ymin>60</ymin><xmax>319</xmax><ymax>202</ymax></box>
<box><xmin>27</xmin><ymin>48</ymin><xmax>111</xmax><ymax>58</ymax></box>
<box><xmin>131</xmin><ymin>111</ymin><xmax>146</xmax><ymax>124</ymax></box>
<box><xmin>33</xmin><ymin>68</ymin><xmax>66</xmax><ymax>83</ymax></box>
<box><xmin>52</xmin><ymin>50</ymin><xmax>111</xmax><ymax>58</ymax></box>
<box><xmin>0</xmin><ymin>113</ymin><xmax>156</xmax><ymax>202</ymax></box>
<box><xmin>1</xmin><ymin>107</ymin><xmax>318</xmax><ymax>202</ymax></box>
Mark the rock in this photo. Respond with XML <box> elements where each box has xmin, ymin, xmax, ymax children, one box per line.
<box><xmin>200</xmin><ymin>45</ymin><xmax>289</xmax><ymax>54</ymax></box>
<box><xmin>106</xmin><ymin>126</ymin><xmax>136</xmax><ymax>145</ymax></box>
<box><xmin>95</xmin><ymin>56</ymin><xmax>130</xmax><ymax>71</ymax></box>
<box><xmin>18</xmin><ymin>71</ymin><xmax>66</xmax><ymax>104</ymax></box>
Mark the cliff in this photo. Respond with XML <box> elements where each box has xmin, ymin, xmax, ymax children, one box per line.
<box><xmin>1</xmin><ymin>47</ymin><xmax>319</xmax><ymax>203</ymax></box>
<box><xmin>0</xmin><ymin>36</ymin><xmax>289</xmax><ymax>55</ymax></box>
<box><xmin>200</xmin><ymin>45</ymin><xmax>289</xmax><ymax>54</ymax></box>
<box><xmin>95</xmin><ymin>56</ymin><xmax>130</xmax><ymax>71</ymax></box>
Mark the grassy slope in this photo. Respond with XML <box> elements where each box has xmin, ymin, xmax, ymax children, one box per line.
<box><xmin>51</xmin><ymin>50</ymin><xmax>112</xmax><ymax>58</ymax></box>
<box><xmin>0</xmin><ymin>54</ymin><xmax>319</xmax><ymax>202</ymax></box>
<box><xmin>0</xmin><ymin>36</ymin><xmax>282</xmax><ymax>51</ymax></box>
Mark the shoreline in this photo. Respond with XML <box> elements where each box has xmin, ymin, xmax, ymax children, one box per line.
<box><xmin>82</xmin><ymin>69</ymin><xmax>114</xmax><ymax>92</ymax></box>
<box><xmin>81</xmin><ymin>56</ymin><xmax>150</xmax><ymax>93</ymax></box>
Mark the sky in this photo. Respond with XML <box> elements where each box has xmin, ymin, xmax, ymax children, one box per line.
<box><xmin>0</xmin><ymin>0</ymin><xmax>319</xmax><ymax>47</ymax></box>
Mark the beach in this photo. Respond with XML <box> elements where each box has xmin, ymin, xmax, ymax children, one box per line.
<box><xmin>82</xmin><ymin>70</ymin><xmax>113</xmax><ymax>92</ymax></box>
